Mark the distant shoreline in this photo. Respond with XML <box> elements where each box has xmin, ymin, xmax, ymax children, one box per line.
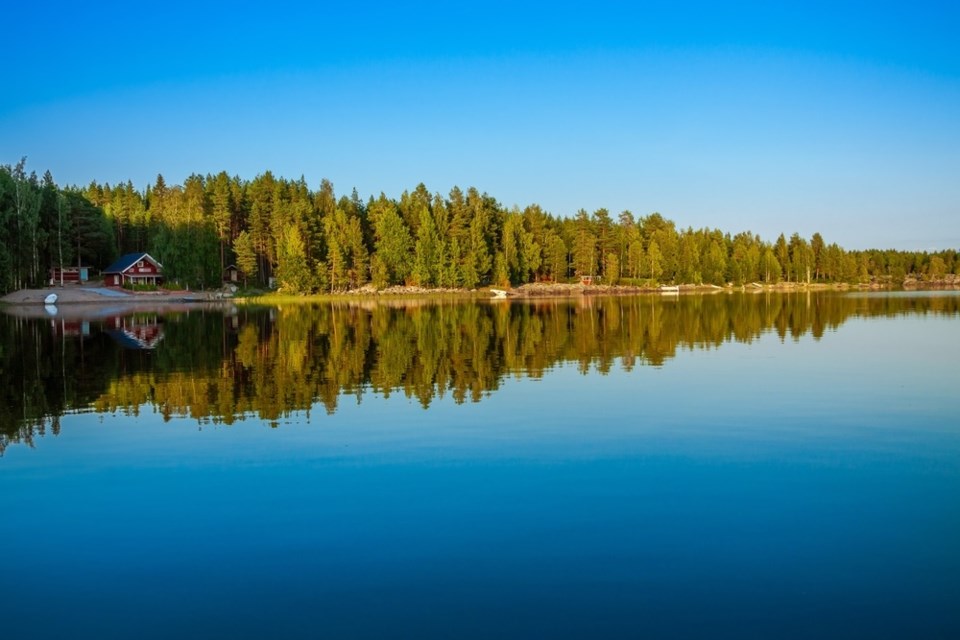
<box><xmin>239</xmin><ymin>277</ymin><xmax>958</xmax><ymax>303</ymax></box>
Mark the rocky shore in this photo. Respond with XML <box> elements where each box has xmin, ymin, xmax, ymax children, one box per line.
<box><xmin>4</xmin><ymin>275</ymin><xmax>956</xmax><ymax>307</ymax></box>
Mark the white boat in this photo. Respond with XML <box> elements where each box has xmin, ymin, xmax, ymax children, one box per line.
<box><xmin>490</xmin><ymin>288</ymin><xmax>509</xmax><ymax>299</ymax></box>
<box><xmin>44</xmin><ymin>293</ymin><xmax>58</xmax><ymax>305</ymax></box>
<box><xmin>659</xmin><ymin>285</ymin><xmax>679</xmax><ymax>294</ymax></box>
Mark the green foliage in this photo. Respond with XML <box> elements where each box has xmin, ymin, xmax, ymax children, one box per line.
<box><xmin>762</xmin><ymin>248</ymin><xmax>782</xmax><ymax>283</ymax></box>
<box><xmin>928</xmin><ymin>255</ymin><xmax>947</xmax><ymax>279</ymax></box>
<box><xmin>0</xmin><ymin>161</ymin><xmax>117</xmax><ymax>294</ymax></box>
<box><xmin>0</xmin><ymin>160</ymin><xmax>955</xmax><ymax>297</ymax></box>
<box><xmin>369</xmin><ymin>194</ymin><xmax>413</xmax><ymax>286</ymax></box>
<box><xmin>492</xmin><ymin>251</ymin><xmax>510</xmax><ymax>287</ymax></box>
<box><xmin>325</xmin><ymin>201</ymin><xmax>368</xmax><ymax>291</ymax></box>
<box><xmin>545</xmin><ymin>233</ymin><xmax>569</xmax><ymax>281</ymax></box>
<box><xmin>571</xmin><ymin>209</ymin><xmax>596</xmax><ymax>277</ymax></box>
<box><xmin>123</xmin><ymin>282</ymin><xmax>159</xmax><ymax>292</ymax></box>
<box><xmin>702</xmin><ymin>239</ymin><xmax>727</xmax><ymax>285</ymax></box>
<box><xmin>646</xmin><ymin>240</ymin><xmax>664</xmax><ymax>283</ymax></box>
<box><xmin>234</xmin><ymin>230</ymin><xmax>258</xmax><ymax>283</ymax></box>
<box><xmin>604</xmin><ymin>253</ymin><xmax>620</xmax><ymax>285</ymax></box>
<box><xmin>775</xmin><ymin>233</ymin><xmax>790</xmax><ymax>282</ymax></box>
<box><xmin>275</xmin><ymin>224</ymin><xmax>314</xmax><ymax>294</ymax></box>
<box><xmin>457</xmin><ymin>190</ymin><xmax>492</xmax><ymax>288</ymax></box>
<box><xmin>593</xmin><ymin>208</ymin><xmax>615</xmax><ymax>277</ymax></box>
<box><xmin>412</xmin><ymin>197</ymin><xmax>439</xmax><ymax>286</ymax></box>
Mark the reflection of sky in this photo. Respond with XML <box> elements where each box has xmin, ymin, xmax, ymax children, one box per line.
<box><xmin>2</xmin><ymin>313</ymin><xmax>958</xmax><ymax>638</ymax></box>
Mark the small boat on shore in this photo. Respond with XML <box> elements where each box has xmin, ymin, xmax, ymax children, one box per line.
<box><xmin>44</xmin><ymin>293</ymin><xmax>58</xmax><ymax>305</ymax></box>
<box><xmin>659</xmin><ymin>285</ymin><xmax>680</xmax><ymax>294</ymax></box>
<box><xmin>490</xmin><ymin>288</ymin><xmax>510</xmax><ymax>299</ymax></box>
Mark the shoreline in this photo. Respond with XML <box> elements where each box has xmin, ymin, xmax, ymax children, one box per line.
<box><xmin>3</xmin><ymin>279</ymin><xmax>956</xmax><ymax>308</ymax></box>
<box><xmin>0</xmin><ymin>285</ymin><xmax>219</xmax><ymax>307</ymax></box>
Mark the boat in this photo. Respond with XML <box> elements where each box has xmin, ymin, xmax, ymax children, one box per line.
<box><xmin>659</xmin><ymin>285</ymin><xmax>680</xmax><ymax>294</ymax></box>
<box><xmin>44</xmin><ymin>293</ymin><xmax>58</xmax><ymax>305</ymax></box>
<box><xmin>490</xmin><ymin>289</ymin><xmax>510</xmax><ymax>299</ymax></box>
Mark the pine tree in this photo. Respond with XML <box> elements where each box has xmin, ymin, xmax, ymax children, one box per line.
<box><xmin>234</xmin><ymin>230</ymin><xmax>258</xmax><ymax>285</ymax></box>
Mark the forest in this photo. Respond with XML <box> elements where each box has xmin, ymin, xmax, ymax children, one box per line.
<box><xmin>1</xmin><ymin>158</ymin><xmax>957</xmax><ymax>295</ymax></box>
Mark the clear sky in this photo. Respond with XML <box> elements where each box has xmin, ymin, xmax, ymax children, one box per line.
<box><xmin>2</xmin><ymin>1</ymin><xmax>958</xmax><ymax>250</ymax></box>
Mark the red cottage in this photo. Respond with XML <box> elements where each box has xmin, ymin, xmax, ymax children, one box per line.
<box><xmin>103</xmin><ymin>253</ymin><xmax>164</xmax><ymax>287</ymax></box>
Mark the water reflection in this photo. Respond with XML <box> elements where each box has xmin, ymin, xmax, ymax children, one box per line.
<box><xmin>105</xmin><ymin>314</ymin><xmax>165</xmax><ymax>349</ymax></box>
<box><xmin>2</xmin><ymin>291</ymin><xmax>958</xmax><ymax>452</ymax></box>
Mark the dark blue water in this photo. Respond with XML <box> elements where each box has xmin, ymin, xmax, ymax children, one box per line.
<box><xmin>1</xmin><ymin>298</ymin><xmax>958</xmax><ymax>638</ymax></box>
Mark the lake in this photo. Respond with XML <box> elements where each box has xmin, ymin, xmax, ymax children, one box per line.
<box><xmin>1</xmin><ymin>291</ymin><xmax>958</xmax><ymax>638</ymax></box>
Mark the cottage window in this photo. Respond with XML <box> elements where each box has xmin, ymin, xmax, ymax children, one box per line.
<box><xmin>137</xmin><ymin>260</ymin><xmax>144</xmax><ymax>267</ymax></box>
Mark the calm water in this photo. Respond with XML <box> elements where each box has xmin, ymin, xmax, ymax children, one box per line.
<box><xmin>1</xmin><ymin>292</ymin><xmax>958</xmax><ymax>638</ymax></box>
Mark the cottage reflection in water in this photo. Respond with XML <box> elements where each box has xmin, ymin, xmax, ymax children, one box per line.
<box><xmin>105</xmin><ymin>314</ymin><xmax>164</xmax><ymax>350</ymax></box>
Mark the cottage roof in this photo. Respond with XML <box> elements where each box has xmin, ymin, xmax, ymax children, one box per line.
<box><xmin>103</xmin><ymin>253</ymin><xmax>163</xmax><ymax>274</ymax></box>
<box><xmin>106</xmin><ymin>327</ymin><xmax>164</xmax><ymax>350</ymax></box>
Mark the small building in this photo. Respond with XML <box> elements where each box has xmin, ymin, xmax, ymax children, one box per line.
<box><xmin>579</xmin><ymin>275</ymin><xmax>600</xmax><ymax>285</ymax></box>
<box><xmin>223</xmin><ymin>264</ymin><xmax>240</xmax><ymax>283</ymax></box>
<box><xmin>103</xmin><ymin>253</ymin><xmax>164</xmax><ymax>287</ymax></box>
<box><xmin>49</xmin><ymin>266</ymin><xmax>91</xmax><ymax>284</ymax></box>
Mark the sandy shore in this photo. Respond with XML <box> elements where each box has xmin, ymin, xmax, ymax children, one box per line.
<box><xmin>0</xmin><ymin>285</ymin><xmax>233</xmax><ymax>321</ymax></box>
<box><xmin>0</xmin><ymin>284</ymin><xmax>211</xmax><ymax>305</ymax></box>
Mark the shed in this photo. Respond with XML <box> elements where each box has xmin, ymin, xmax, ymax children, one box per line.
<box><xmin>49</xmin><ymin>265</ymin><xmax>91</xmax><ymax>284</ymax></box>
<box><xmin>223</xmin><ymin>264</ymin><xmax>240</xmax><ymax>283</ymax></box>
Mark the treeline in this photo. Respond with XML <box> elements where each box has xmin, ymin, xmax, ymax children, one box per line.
<box><xmin>0</xmin><ymin>160</ymin><xmax>115</xmax><ymax>293</ymax></box>
<box><xmin>2</xmin><ymin>159</ymin><xmax>958</xmax><ymax>294</ymax></box>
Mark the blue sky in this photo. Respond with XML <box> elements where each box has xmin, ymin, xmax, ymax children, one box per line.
<box><xmin>2</xmin><ymin>1</ymin><xmax>958</xmax><ymax>250</ymax></box>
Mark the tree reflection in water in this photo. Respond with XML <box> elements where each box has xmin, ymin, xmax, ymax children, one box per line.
<box><xmin>2</xmin><ymin>292</ymin><xmax>957</xmax><ymax>453</ymax></box>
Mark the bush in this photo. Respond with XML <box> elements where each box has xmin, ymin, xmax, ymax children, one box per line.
<box><xmin>122</xmin><ymin>282</ymin><xmax>159</xmax><ymax>292</ymax></box>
